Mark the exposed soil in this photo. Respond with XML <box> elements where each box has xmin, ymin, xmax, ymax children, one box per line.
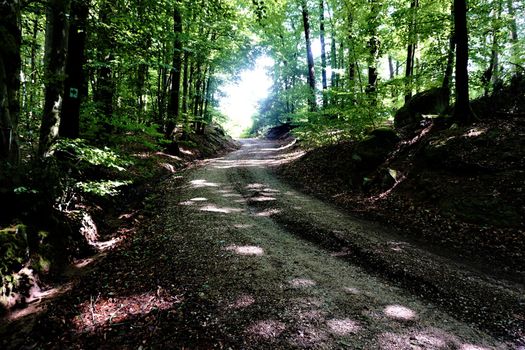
<box><xmin>0</xmin><ymin>139</ymin><xmax>522</xmax><ymax>349</ymax></box>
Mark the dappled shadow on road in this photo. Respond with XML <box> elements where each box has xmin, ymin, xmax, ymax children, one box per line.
<box><xmin>1</xmin><ymin>139</ymin><xmax>512</xmax><ymax>350</ymax></box>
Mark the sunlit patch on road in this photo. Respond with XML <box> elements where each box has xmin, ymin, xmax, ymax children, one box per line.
<box><xmin>460</xmin><ymin>344</ymin><xmax>492</xmax><ymax>350</ymax></box>
<box><xmin>233</xmin><ymin>223</ymin><xmax>253</xmax><ymax>229</ymax></box>
<box><xmin>225</xmin><ymin>245</ymin><xmax>264</xmax><ymax>256</ymax></box>
<box><xmin>246</xmin><ymin>320</ymin><xmax>286</xmax><ymax>340</ymax></box>
<box><xmin>190</xmin><ymin>197</ymin><xmax>208</xmax><ymax>202</ymax></box>
<box><xmin>190</xmin><ymin>179</ymin><xmax>220</xmax><ymax>188</ymax></box>
<box><xmin>253</xmin><ymin>208</ymin><xmax>282</xmax><ymax>217</ymax></box>
<box><xmin>289</xmin><ymin>278</ymin><xmax>316</xmax><ymax>288</ymax></box>
<box><xmin>343</xmin><ymin>286</ymin><xmax>361</xmax><ymax>295</ymax></box>
<box><xmin>326</xmin><ymin>318</ymin><xmax>361</xmax><ymax>336</ymax></box>
<box><xmin>249</xmin><ymin>195</ymin><xmax>277</xmax><ymax>202</ymax></box>
<box><xmin>199</xmin><ymin>205</ymin><xmax>243</xmax><ymax>214</ymax></box>
<box><xmin>384</xmin><ymin>304</ymin><xmax>417</xmax><ymax>321</ymax></box>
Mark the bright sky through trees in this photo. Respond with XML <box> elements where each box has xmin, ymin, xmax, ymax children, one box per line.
<box><xmin>219</xmin><ymin>56</ymin><xmax>274</xmax><ymax>138</ymax></box>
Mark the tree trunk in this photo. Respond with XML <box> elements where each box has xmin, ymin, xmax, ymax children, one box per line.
<box><xmin>93</xmin><ymin>1</ymin><xmax>115</xmax><ymax>124</ymax></box>
<box><xmin>346</xmin><ymin>12</ymin><xmax>356</xmax><ymax>93</ymax></box>
<box><xmin>366</xmin><ymin>0</ymin><xmax>380</xmax><ymax>104</ymax></box>
<box><xmin>319</xmin><ymin>0</ymin><xmax>328</xmax><ymax>108</ymax></box>
<box><xmin>482</xmin><ymin>0</ymin><xmax>501</xmax><ymax>96</ymax></box>
<box><xmin>388</xmin><ymin>56</ymin><xmax>394</xmax><ymax>80</ymax></box>
<box><xmin>181</xmin><ymin>53</ymin><xmax>190</xmax><ymax>131</ymax></box>
<box><xmin>506</xmin><ymin>0</ymin><xmax>519</xmax><ymax>73</ymax></box>
<box><xmin>301</xmin><ymin>0</ymin><xmax>317</xmax><ymax>112</ymax></box>
<box><xmin>405</xmin><ymin>0</ymin><xmax>418</xmax><ymax>103</ymax></box>
<box><xmin>38</xmin><ymin>0</ymin><xmax>71</xmax><ymax>157</ymax></box>
<box><xmin>452</xmin><ymin>0</ymin><xmax>474</xmax><ymax>124</ymax></box>
<box><xmin>27</xmin><ymin>15</ymin><xmax>40</xmax><ymax>129</ymax></box>
<box><xmin>60</xmin><ymin>0</ymin><xmax>89</xmax><ymax>139</ymax></box>
<box><xmin>442</xmin><ymin>3</ymin><xmax>455</xmax><ymax>106</ymax></box>
<box><xmin>0</xmin><ymin>0</ymin><xmax>21</xmax><ymax>164</ymax></box>
<box><xmin>330</xmin><ymin>33</ymin><xmax>337</xmax><ymax>88</ymax></box>
<box><xmin>166</xmin><ymin>3</ymin><xmax>183</xmax><ymax>138</ymax></box>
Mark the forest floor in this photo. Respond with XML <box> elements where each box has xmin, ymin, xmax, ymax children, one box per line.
<box><xmin>1</xmin><ymin>138</ymin><xmax>523</xmax><ymax>349</ymax></box>
<box><xmin>280</xmin><ymin>116</ymin><xmax>524</xmax><ymax>283</ymax></box>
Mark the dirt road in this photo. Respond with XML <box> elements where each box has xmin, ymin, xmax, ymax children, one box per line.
<box><xmin>3</xmin><ymin>139</ymin><xmax>520</xmax><ymax>349</ymax></box>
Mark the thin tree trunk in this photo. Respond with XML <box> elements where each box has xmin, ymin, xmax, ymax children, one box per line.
<box><xmin>319</xmin><ymin>0</ymin><xmax>328</xmax><ymax>108</ymax></box>
<box><xmin>181</xmin><ymin>53</ymin><xmax>190</xmax><ymax>131</ymax></box>
<box><xmin>346</xmin><ymin>12</ymin><xmax>356</xmax><ymax>94</ymax></box>
<box><xmin>93</xmin><ymin>1</ymin><xmax>115</xmax><ymax>123</ymax></box>
<box><xmin>388</xmin><ymin>56</ymin><xmax>396</xmax><ymax>98</ymax></box>
<box><xmin>166</xmin><ymin>3</ymin><xmax>183</xmax><ymax>137</ymax></box>
<box><xmin>60</xmin><ymin>0</ymin><xmax>89</xmax><ymax>139</ymax></box>
<box><xmin>506</xmin><ymin>0</ymin><xmax>519</xmax><ymax>73</ymax></box>
<box><xmin>338</xmin><ymin>41</ymin><xmax>344</xmax><ymax>89</ymax></box>
<box><xmin>301</xmin><ymin>0</ymin><xmax>317</xmax><ymax>112</ymax></box>
<box><xmin>388</xmin><ymin>56</ymin><xmax>395</xmax><ymax>79</ymax></box>
<box><xmin>453</xmin><ymin>0</ymin><xmax>474</xmax><ymax>123</ymax></box>
<box><xmin>330</xmin><ymin>33</ymin><xmax>337</xmax><ymax>88</ymax></box>
<box><xmin>442</xmin><ymin>2</ymin><xmax>455</xmax><ymax>106</ymax></box>
<box><xmin>366</xmin><ymin>0</ymin><xmax>380</xmax><ymax>105</ymax></box>
<box><xmin>405</xmin><ymin>0</ymin><xmax>418</xmax><ymax>103</ymax></box>
<box><xmin>0</xmin><ymin>0</ymin><xmax>21</xmax><ymax>164</ymax></box>
<box><xmin>38</xmin><ymin>0</ymin><xmax>71</xmax><ymax>157</ymax></box>
<box><xmin>27</xmin><ymin>15</ymin><xmax>39</xmax><ymax>127</ymax></box>
<box><xmin>188</xmin><ymin>61</ymin><xmax>196</xmax><ymax>119</ymax></box>
<box><xmin>483</xmin><ymin>0</ymin><xmax>501</xmax><ymax>96</ymax></box>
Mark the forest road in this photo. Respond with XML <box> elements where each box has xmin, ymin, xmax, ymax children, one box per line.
<box><xmin>149</xmin><ymin>138</ymin><xmax>514</xmax><ymax>349</ymax></box>
<box><xmin>8</xmin><ymin>138</ymin><xmax>520</xmax><ymax>350</ymax></box>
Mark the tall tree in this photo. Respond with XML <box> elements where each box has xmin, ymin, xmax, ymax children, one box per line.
<box><xmin>93</xmin><ymin>0</ymin><xmax>115</xmax><ymax>123</ymax></box>
<box><xmin>506</xmin><ymin>0</ymin><xmax>519</xmax><ymax>74</ymax></box>
<box><xmin>319</xmin><ymin>0</ymin><xmax>328</xmax><ymax>108</ymax></box>
<box><xmin>0</xmin><ymin>0</ymin><xmax>21</xmax><ymax>164</ymax></box>
<box><xmin>452</xmin><ymin>0</ymin><xmax>474</xmax><ymax>123</ymax></box>
<box><xmin>60</xmin><ymin>0</ymin><xmax>89</xmax><ymax>139</ymax></box>
<box><xmin>38</xmin><ymin>0</ymin><xmax>71</xmax><ymax>156</ymax></box>
<box><xmin>442</xmin><ymin>3</ymin><xmax>455</xmax><ymax>107</ymax></box>
<box><xmin>405</xmin><ymin>0</ymin><xmax>418</xmax><ymax>103</ymax></box>
<box><xmin>366</xmin><ymin>0</ymin><xmax>380</xmax><ymax>104</ymax></box>
<box><xmin>166</xmin><ymin>3</ymin><xmax>184</xmax><ymax>138</ymax></box>
<box><xmin>301</xmin><ymin>0</ymin><xmax>317</xmax><ymax>112</ymax></box>
<box><xmin>482</xmin><ymin>0</ymin><xmax>502</xmax><ymax>96</ymax></box>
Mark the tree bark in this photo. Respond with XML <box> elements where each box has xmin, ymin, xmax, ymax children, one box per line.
<box><xmin>388</xmin><ymin>56</ymin><xmax>394</xmax><ymax>80</ymax></box>
<box><xmin>482</xmin><ymin>0</ymin><xmax>502</xmax><ymax>96</ymax></box>
<box><xmin>26</xmin><ymin>14</ymin><xmax>40</xmax><ymax>129</ymax></box>
<box><xmin>366</xmin><ymin>0</ymin><xmax>380</xmax><ymax>104</ymax></box>
<box><xmin>38</xmin><ymin>0</ymin><xmax>71</xmax><ymax>157</ymax></box>
<box><xmin>452</xmin><ymin>0</ymin><xmax>474</xmax><ymax>124</ymax></box>
<box><xmin>0</xmin><ymin>0</ymin><xmax>21</xmax><ymax>164</ymax></box>
<box><xmin>506</xmin><ymin>0</ymin><xmax>519</xmax><ymax>73</ymax></box>
<box><xmin>301</xmin><ymin>0</ymin><xmax>317</xmax><ymax>112</ymax></box>
<box><xmin>93</xmin><ymin>1</ymin><xmax>115</xmax><ymax>123</ymax></box>
<box><xmin>60</xmin><ymin>0</ymin><xmax>89</xmax><ymax>139</ymax></box>
<box><xmin>404</xmin><ymin>0</ymin><xmax>418</xmax><ymax>103</ymax></box>
<box><xmin>442</xmin><ymin>3</ymin><xmax>455</xmax><ymax>106</ymax></box>
<box><xmin>181</xmin><ymin>52</ymin><xmax>190</xmax><ymax>131</ymax></box>
<box><xmin>319</xmin><ymin>0</ymin><xmax>328</xmax><ymax>108</ymax></box>
<box><xmin>330</xmin><ymin>33</ymin><xmax>337</xmax><ymax>88</ymax></box>
<box><xmin>166</xmin><ymin>3</ymin><xmax>183</xmax><ymax>138</ymax></box>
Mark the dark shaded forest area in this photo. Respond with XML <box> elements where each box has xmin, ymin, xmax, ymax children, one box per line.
<box><xmin>0</xmin><ymin>0</ymin><xmax>524</xmax><ymax>348</ymax></box>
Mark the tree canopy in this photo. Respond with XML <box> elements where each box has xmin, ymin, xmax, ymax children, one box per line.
<box><xmin>0</xmin><ymin>0</ymin><xmax>523</xmax><ymax>160</ymax></box>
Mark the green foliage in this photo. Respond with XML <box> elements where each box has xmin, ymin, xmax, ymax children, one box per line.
<box><xmin>54</xmin><ymin>139</ymin><xmax>133</xmax><ymax>171</ymax></box>
<box><xmin>0</xmin><ymin>226</ymin><xmax>28</xmax><ymax>277</ymax></box>
<box><xmin>75</xmin><ymin>180</ymin><xmax>132</xmax><ymax>197</ymax></box>
<box><xmin>292</xmin><ymin>100</ymin><xmax>390</xmax><ymax>148</ymax></box>
<box><xmin>0</xmin><ymin>225</ymin><xmax>29</xmax><ymax>304</ymax></box>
